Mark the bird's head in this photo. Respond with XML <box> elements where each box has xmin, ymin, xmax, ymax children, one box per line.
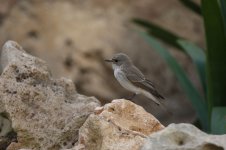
<box><xmin>105</xmin><ymin>53</ymin><xmax>132</xmax><ymax>67</ymax></box>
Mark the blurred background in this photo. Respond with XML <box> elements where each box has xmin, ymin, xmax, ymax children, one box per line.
<box><xmin>0</xmin><ymin>0</ymin><xmax>203</xmax><ymax>126</ymax></box>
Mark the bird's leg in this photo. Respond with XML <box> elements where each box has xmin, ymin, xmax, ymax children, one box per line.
<box><xmin>128</xmin><ymin>93</ymin><xmax>137</xmax><ymax>100</ymax></box>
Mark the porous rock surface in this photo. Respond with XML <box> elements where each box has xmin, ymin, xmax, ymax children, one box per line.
<box><xmin>142</xmin><ymin>123</ymin><xmax>226</xmax><ymax>150</ymax></box>
<box><xmin>74</xmin><ymin>99</ymin><xmax>164</xmax><ymax>150</ymax></box>
<box><xmin>0</xmin><ymin>41</ymin><xmax>100</xmax><ymax>150</ymax></box>
<box><xmin>0</xmin><ymin>115</ymin><xmax>12</xmax><ymax>137</ymax></box>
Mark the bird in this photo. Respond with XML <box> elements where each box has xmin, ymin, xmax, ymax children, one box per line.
<box><xmin>105</xmin><ymin>53</ymin><xmax>164</xmax><ymax>106</ymax></box>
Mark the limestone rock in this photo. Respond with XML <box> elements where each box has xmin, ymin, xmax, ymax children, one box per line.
<box><xmin>0</xmin><ymin>130</ymin><xmax>17</xmax><ymax>150</ymax></box>
<box><xmin>142</xmin><ymin>123</ymin><xmax>226</xmax><ymax>150</ymax></box>
<box><xmin>0</xmin><ymin>41</ymin><xmax>100</xmax><ymax>150</ymax></box>
<box><xmin>75</xmin><ymin>99</ymin><xmax>164</xmax><ymax>150</ymax></box>
<box><xmin>0</xmin><ymin>115</ymin><xmax>12</xmax><ymax>137</ymax></box>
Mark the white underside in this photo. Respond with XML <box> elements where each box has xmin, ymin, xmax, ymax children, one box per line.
<box><xmin>113</xmin><ymin>65</ymin><xmax>160</xmax><ymax>105</ymax></box>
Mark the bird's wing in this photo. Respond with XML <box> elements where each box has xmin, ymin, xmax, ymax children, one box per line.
<box><xmin>122</xmin><ymin>66</ymin><xmax>145</xmax><ymax>82</ymax></box>
<box><xmin>141</xmin><ymin>80</ymin><xmax>164</xmax><ymax>99</ymax></box>
<box><xmin>123</xmin><ymin>66</ymin><xmax>164</xmax><ymax>99</ymax></box>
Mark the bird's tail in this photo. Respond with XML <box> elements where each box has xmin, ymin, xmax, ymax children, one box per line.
<box><xmin>144</xmin><ymin>79</ymin><xmax>164</xmax><ymax>100</ymax></box>
<box><xmin>140</xmin><ymin>89</ymin><xmax>161</xmax><ymax>105</ymax></box>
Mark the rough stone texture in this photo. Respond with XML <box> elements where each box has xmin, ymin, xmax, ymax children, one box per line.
<box><xmin>0</xmin><ymin>130</ymin><xmax>17</xmax><ymax>150</ymax></box>
<box><xmin>0</xmin><ymin>0</ymin><xmax>201</xmax><ymax>125</ymax></box>
<box><xmin>74</xmin><ymin>99</ymin><xmax>164</xmax><ymax>150</ymax></box>
<box><xmin>0</xmin><ymin>41</ymin><xmax>100</xmax><ymax>150</ymax></box>
<box><xmin>142</xmin><ymin>123</ymin><xmax>226</xmax><ymax>150</ymax></box>
<box><xmin>0</xmin><ymin>115</ymin><xmax>12</xmax><ymax>137</ymax></box>
<box><xmin>0</xmin><ymin>114</ymin><xmax>15</xmax><ymax>150</ymax></box>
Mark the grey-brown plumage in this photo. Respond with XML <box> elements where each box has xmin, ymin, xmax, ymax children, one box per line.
<box><xmin>105</xmin><ymin>53</ymin><xmax>164</xmax><ymax>105</ymax></box>
<box><xmin>122</xmin><ymin>65</ymin><xmax>164</xmax><ymax>100</ymax></box>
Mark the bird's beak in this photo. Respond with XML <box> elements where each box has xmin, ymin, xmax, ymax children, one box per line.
<box><xmin>104</xmin><ymin>59</ymin><xmax>113</xmax><ymax>62</ymax></box>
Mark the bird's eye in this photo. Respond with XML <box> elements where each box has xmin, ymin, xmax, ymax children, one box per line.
<box><xmin>114</xmin><ymin>59</ymin><xmax>118</xmax><ymax>62</ymax></box>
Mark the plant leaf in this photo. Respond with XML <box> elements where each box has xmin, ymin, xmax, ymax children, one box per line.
<box><xmin>202</xmin><ymin>0</ymin><xmax>226</xmax><ymax>111</ymax></box>
<box><xmin>211</xmin><ymin>107</ymin><xmax>226</xmax><ymax>134</ymax></box>
<box><xmin>139</xmin><ymin>31</ymin><xmax>209</xmax><ymax>131</ymax></box>
<box><xmin>179</xmin><ymin>0</ymin><xmax>202</xmax><ymax>15</ymax></box>
<box><xmin>177</xmin><ymin>40</ymin><xmax>206</xmax><ymax>94</ymax></box>
<box><xmin>133</xmin><ymin>19</ymin><xmax>185</xmax><ymax>51</ymax></box>
<box><xmin>219</xmin><ymin>0</ymin><xmax>226</xmax><ymax>36</ymax></box>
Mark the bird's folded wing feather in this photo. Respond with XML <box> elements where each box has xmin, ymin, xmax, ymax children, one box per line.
<box><xmin>122</xmin><ymin>66</ymin><xmax>164</xmax><ymax>99</ymax></box>
<box><xmin>122</xmin><ymin>66</ymin><xmax>145</xmax><ymax>82</ymax></box>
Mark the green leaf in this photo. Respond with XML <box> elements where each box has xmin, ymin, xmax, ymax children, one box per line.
<box><xmin>177</xmin><ymin>40</ymin><xmax>206</xmax><ymax>94</ymax></box>
<box><xmin>139</xmin><ymin>31</ymin><xmax>209</xmax><ymax>131</ymax></box>
<box><xmin>219</xmin><ymin>0</ymin><xmax>226</xmax><ymax>36</ymax></box>
<box><xmin>179</xmin><ymin>0</ymin><xmax>202</xmax><ymax>15</ymax></box>
<box><xmin>211</xmin><ymin>107</ymin><xmax>226</xmax><ymax>134</ymax></box>
<box><xmin>133</xmin><ymin>19</ymin><xmax>185</xmax><ymax>51</ymax></box>
<box><xmin>202</xmin><ymin>0</ymin><xmax>226</xmax><ymax>111</ymax></box>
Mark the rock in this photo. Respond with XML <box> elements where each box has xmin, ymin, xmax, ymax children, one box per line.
<box><xmin>142</xmin><ymin>123</ymin><xmax>226</xmax><ymax>150</ymax></box>
<box><xmin>0</xmin><ymin>115</ymin><xmax>12</xmax><ymax>137</ymax></box>
<box><xmin>0</xmin><ymin>41</ymin><xmax>100</xmax><ymax>150</ymax></box>
<box><xmin>0</xmin><ymin>130</ymin><xmax>17</xmax><ymax>150</ymax></box>
<box><xmin>0</xmin><ymin>136</ymin><xmax>11</xmax><ymax>150</ymax></box>
<box><xmin>74</xmin><ymin>99</ymin><xmax>164</xmax><ymax>150</ymax></box>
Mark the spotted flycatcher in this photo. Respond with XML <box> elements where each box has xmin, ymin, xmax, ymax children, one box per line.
<box><xmin>105</xmin><ymin>53</ymin><xmax>164</xmax><ymax>105</ymax></box>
